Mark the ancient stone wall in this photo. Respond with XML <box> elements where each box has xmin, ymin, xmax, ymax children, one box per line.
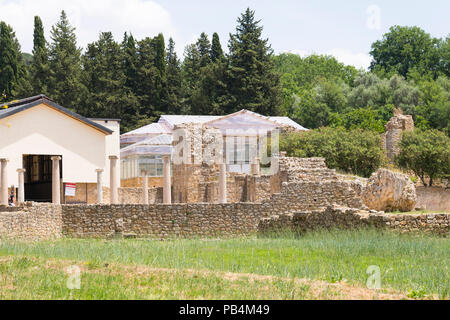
<box><xmin>382</xmin><ymin>111</ymin><xmax>414</xmax><ymax>161</ymax></box>
<box><xmin>61</xmin><ymin>203</ymin><xmax>266</xmax><ymax>239</ymax></box>
<box><xmin>0</xmin><ymin>203</ymin><xmax>62</xmax><ymax>240</ymax></box>
<box><xmin>258</xmin><ymin>206</ymin><xmax>449</xmax><ymax>236</ymax></box>
<box><xmin>118</xmin><ymin>187</ymin><xmax>163</xmax><ymax>204</ymax></box>
<box><xmin>120</xmin><ymin>177</ymin><xmax>164</xmax><ymax>188</ymax></box>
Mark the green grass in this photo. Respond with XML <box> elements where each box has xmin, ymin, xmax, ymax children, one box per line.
<box><xmin>0</xmin><ymin>229</ymin><xmax>448</xmax><ymax>299</ymax></box>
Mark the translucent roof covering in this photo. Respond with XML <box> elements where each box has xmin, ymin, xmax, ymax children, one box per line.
<box><xmin>120</xmin><ymin>110</ymin><xmax>308</xmax><ymax>145</ymax></box>
<box><xmin>269</xmin><ymin>117</ymin><xmax>308</xmax><ymax>131</ymax></box>
<box><xmin>204</xmin><ymin>110</ymin><xmax>281</xmax><ymax>134</ymax></box>
<box><xmin>159</xmin><ymin>115</ymin><xmax>221</xmax><ymax>129</ymax></box>
<box><xmin>121</xmin><ymin>134</ymin><xmax>173</xmax><ymax>158</ymax></box>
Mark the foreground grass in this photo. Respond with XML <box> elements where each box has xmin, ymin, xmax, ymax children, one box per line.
<box><xmin>0</xmin><ymin>256</ymin><xmax>410</xmax><ymax>300</ymax></box>
<box><xmin>0</xmin><ymin>229</ymin><xmax>448</xmax><ymax>299</ymax></box>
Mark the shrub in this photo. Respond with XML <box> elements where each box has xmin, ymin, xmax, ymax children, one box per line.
<box><xmin>396</xmin><ymin>129</ymin><xmax>450</xmax><ymax>187</ymax></box>
<box><xmin>280</xmin><ymin>127</ymin><xmax>385</xmax><ymax>177</ymax></box>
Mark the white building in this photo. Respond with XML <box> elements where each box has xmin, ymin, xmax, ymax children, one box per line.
<box><xmin>0</xmin><ymin>95</ymin><xmax>120</xmax><ymax>203</ymax></box>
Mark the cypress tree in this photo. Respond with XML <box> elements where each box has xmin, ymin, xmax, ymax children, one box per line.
<box><xmin>135</xmin><ymin>37</ymin><xmax>159</xmax><ymax>121</ymax></box>
<box><xmin>165</xmin><ymin>37</ymin><xmax>183</xmax><ymax>114</ymax></box>
<box><xmin>226</xmin><ymin>8</ymin><xmax>282</xmax><ymax>115</ymax></box>
<box><xmin>82</xmin><ymin>32</ymin><xmax>139</xmax><ymax>132</ymax></box>
<box><xmin>31</xmin><ymin>16</ymin><xmax>50</xmax><ymax>95</ymax></box>
<box><xmin>48</xmin><ymin>10</ymin><xmax>85</xmax><ymax>109</ymax></box>
<box><xmin>121</xmin><ymin>32</ymin><xmax>139</xmax><ymax>93</ymax></box>
<box><xmin>196</xmin><ymin>32</ymin><xmax>211</xmax><ymax>67</ymax></box>
<box><xmin>0</xmin><ymin>22</ymin><xmax>30</xmax><ymax>101</ymax></box>
<box><xmin>211</xmin><ymin>32</ymin><xmax>224</xmax><ymax>62</ymax></box>
<box><xmin>152</xmin><ymin>33</ymin><xmax>167</xmax><ymax>113</ymax></box>
<box><xmin>0</xmin><ymin>22</ymin><xmax>17</xmax><ymax>100</ymax></box>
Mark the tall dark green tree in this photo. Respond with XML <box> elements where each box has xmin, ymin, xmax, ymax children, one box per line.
<box><xmin>121</xmin><ymin>32</ymin><xmax>139</xmax><ymax>92</ymax></box>
<box><xmin>48</xmin><ymin>10</ymin><xmax>85</xmax><ymax>108</ymax></box>
<box><xmin>196</xmin><ymin>32</ymin><xmax>211</xmax><ymax>67</ymax></box>
<box><xmin>226</xmin><ymin>8</ymin><xmax>282</xmax><ymax>115</ymax></box>
<box><xmin>31</xmin><ymin>16</ymin><xmax>50</xmax><ymax>95</ymax></box>
<box><xmin>211</xmin><ymin>32</ymin><xmax>224</xmax><ymax>62</ymax></box>
<box><xmin>152</xmin><ymin>33</ymin><xmax>167</xmax><ymax>113</ymax></box>
<box><xmin>81</xmin><ymin>32</ymin><xmax>139</xmax><ymax>131</ymax></box>
<box><xmin>182</xmin><ymin>43</ymin><xmax>201</xmax><ymax>114</ymax></box>
<box><xmin>0</xmin><ymin>22</ymin><xmax>31</xmax><ymax>100</ymax></box>
<box><xmin>134</xmin><ymin>37</ymin><xmax>159</xmax><ymax>121</ymax></box>
<box><xmin>165</xmin><ymin>37</ymin><xmax>183</xmax><ymax>114</ymax></box>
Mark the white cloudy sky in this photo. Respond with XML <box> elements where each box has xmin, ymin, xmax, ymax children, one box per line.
<box><xmin>0</xmin><ymin>0</ymin><xmax>449</xmax><ymax>70</ymax></box>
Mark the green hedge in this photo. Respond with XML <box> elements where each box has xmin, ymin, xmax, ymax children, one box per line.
<box><xmin>280</xmin><ymin>127</ymin><xmax>385</xmax><ymax>177</ymax></box>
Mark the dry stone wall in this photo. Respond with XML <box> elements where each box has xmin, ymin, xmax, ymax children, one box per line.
<box><xmin>0</xmin><ymin>203</ymin><xmax>62</xmax><ymax>240</ymax></box>
<box><xmin>62</xmin><ymin>203</ymin><xmax>267</xmax><ymax>238</ymax></box>
<box><xmin>258</xmin><ymin>206</ymin><xmax>449</xmax><ymax>236</ymax></box>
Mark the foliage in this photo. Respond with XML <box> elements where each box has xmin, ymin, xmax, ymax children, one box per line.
<box><xmin>0</xmin><ymin>21</ymin><xmax>31</xmax><ymax>100</ymax></box>
<box><xmin>370</xmin><ymin>26</ymin><xmax>448</xmax><ymax>79</ymax></box>
<box><xmin>30</xmin><ymin>16</ymin><xmax>50</xmax><ymax>96</ymax></box>
<box><xmin>0</xmin><ymin>9</ymin><xmax>448</xmax><ymax>137</ymax></box>
<box><xmin>47</xmin><ymin>11</ymin><xmax>85</xmax><ymax>109</ymax></box>
<box><xmin>280</xmin><ymin>127</ymin><xmax>385</xmax><ymax>177</ymax></box>
<box><xmin>395</xmin><ymin>129</ymin><xmax>450</xmax><ymax>187</ymax></box>
<box><xmin>225</xmin><ymin>8</ymin><xmax>282</xmax><ymax>115</ymax></box>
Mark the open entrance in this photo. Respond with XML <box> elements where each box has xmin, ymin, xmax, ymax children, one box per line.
<box><xmin>23</xmin><ymin>155</ymin><xmax>62</xmax><ymax>202</ymax></box>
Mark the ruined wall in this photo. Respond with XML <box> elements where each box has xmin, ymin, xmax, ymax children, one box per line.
<box><xmin>0</xmin><ymin>203</ymin><xmax>62</xmax><ymax>240</ymax></box>
<box><xmin>382</xmin><ymin>111</ymin><xmax>414</xmax><ymax>161</ymax></box>
<box><xmin>118</xmin><ymin>187</ymin><xmax>163</xmax><ymax>204</ymax></box>
<box><xmin>120</xmin><ymin>177</ymin><xmax>164</xmax><ymax>188</ymax></box>
<box><xmin>416</xmin><ymin>187</ymin><xmax>450</xmax><ymax>211</ymax></box>
<box><xmin>61</xmin><ymin>203</ymin><xmax>266</xmax><ymax>238</ymax></box>
<box><xmin>258</xmin><ymin>206</ymin><xmax>449</xmax><ymax>236</ymax></box>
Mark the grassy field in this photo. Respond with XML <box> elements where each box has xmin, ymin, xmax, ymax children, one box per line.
<box><xmin>0</xmin><ymin>229</ymin><xmax>448</xmax><ymax>300</ymax></box>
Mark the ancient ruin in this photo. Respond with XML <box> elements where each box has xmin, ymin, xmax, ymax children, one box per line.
<box><xmin>382</xmin><ymin>109</ymin><xmax>415</xmax><ymax>162</ymax></box>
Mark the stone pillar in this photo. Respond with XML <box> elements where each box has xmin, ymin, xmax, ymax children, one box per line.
<box><xmin>96</xmin><ymin>169</ymin><xmax>104</xmax><ymax>204</ymax></box>
<box><xmin>0</xmin><ymin>159</ymin><xmax>9</xmax><ymax>205</ymax></box>
<box><xmin>142</xmin><ymin>171</ymin><xmax>149</xmax><ymax>205</ymax></box>
<box><xmin>219</xmin><ymin>162</ymin><xmax>227</xmax><ymax>204</ymax></box>
<box><xmin>51</xmin><ymin>156</ymin><xmax>61</xmax><ymax>204</ymax></box>
<box><xmin>270</xmin><ymin>155</ymin><xmax>279</xmax><ymax>175</ymax></box>
<box><xmin>109</xmin><ymin>156</ymin><xmax>119</xmax><ymax>204</ymax></box>
<box><xmin>16</xmin><ymin>169</ymin><xmax>26</xmax><ymax>204</ymax></box>
<box><xmin>163</xmin><ymin>155</ymin><xmax>171</xmax><ymax>204</ymax></box>
<box><xmin>251</xmin><ymin>157</ymin><xmax>261</xmax><ymax>176</ymax></box>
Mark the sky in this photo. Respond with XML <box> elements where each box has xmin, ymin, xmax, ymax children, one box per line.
<box><xmin>0</xmin><ymin>0</ymin><xmax>449</xmax><ymax>70</ymax></box>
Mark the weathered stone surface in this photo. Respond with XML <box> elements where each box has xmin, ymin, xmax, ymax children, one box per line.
<box><xmin>382</xmin><ymin>109</ymin><xmax>414</xmax><ymax>161</ymax></box>
<box><xmin>258</xmin><ymin>205</ymin><xmax>449</xmax><ymax>237</ymax></box>
<box><xmin>362</xmin><ymin>169</ymin><xmax>416</xmax><ymax>212</ymax></box>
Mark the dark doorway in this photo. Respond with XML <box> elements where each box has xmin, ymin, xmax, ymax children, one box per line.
<box><xmin>23</xmin><ymin>155</ymin><xmax>62</xmax><ymax>202</ymax></box>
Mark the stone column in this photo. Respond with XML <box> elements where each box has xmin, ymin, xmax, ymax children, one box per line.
<box><xmin>96</xmin><ymin>169</ymin><xmax>104</xmax><ymax>204</ymax></box>
<box><xmin>51</xmin><ymin>156</ymin><xmax>61</xmax><ymax>204</ymax></box>
<box><xmin>270</xmin><ymin>155</ymin><xmax>279</xmax><ymax>176</ymax></box>
<box><xmin>163</xmin><ymin>155</ymin><xmax>171</xmax><ymax>204</ymax></box>
<box><xmin>0</xmin><ymin>159</ymin><xmax>9</xmax><ymax>205</ymax></box>
<box><xmin>16</xmin><ymin>169</ymin><xmax>26</xmax><ymax>204</ymax></box>
<box><xmin>251</xmin><ymin>157</ymin><xmax>260</xmax><ymax>176</ymax></box>
<box><xmin>142</xmin><ymin>170</ymin><xmax>149</xmax><ymax>205</ymax></box>
<box><xmin>219</xmin><ymin>162</ymin><xmax>227</xmax><ymax>204</ymax></box>
<box><xmin>109</xmin><ymin>156</ymin><xmax>119</xmax><ymax>204</ymax></box>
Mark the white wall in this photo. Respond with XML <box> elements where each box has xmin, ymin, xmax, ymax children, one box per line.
<box><xmin>0</xmin><ymin>104</ymin><xmax>112</xmax><ymax>186</ymax></box>
<box><xmin>91</xmin><ymin>119</ymin><xmax>120</xmax><ymax>186</ymax></box>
